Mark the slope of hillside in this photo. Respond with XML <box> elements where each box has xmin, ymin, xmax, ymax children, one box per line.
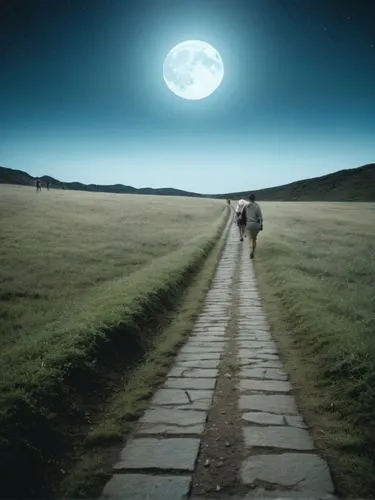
<box><xmin>220</xmin><ymin>163</ymin><xmax>375</xmax><ymax>202</ymax></box>
<box><xmin>0</xmin><ymin>166</ymin><xmax>203</xmax><ymax>198</ymax></box>
<box><xmin>1</xmin><ymin>163</ymin><xmax>374</xmax><ymax>201</ymax></box>
<box><xmin>0</xmin><ymin>167</ymin><xmax>35</xmax><ymax>186</ymax></box>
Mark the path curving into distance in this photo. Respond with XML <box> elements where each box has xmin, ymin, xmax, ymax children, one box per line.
<box><xmin>101</xmin><ymin>220</ymin><xmax>336</xmax><ymax>500</ymax></box>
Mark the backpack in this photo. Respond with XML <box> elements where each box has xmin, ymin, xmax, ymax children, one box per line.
<box><xmin>237</xmin><ymin>208</ymin><xmax>246</xmax><ymax>225</ymax></box>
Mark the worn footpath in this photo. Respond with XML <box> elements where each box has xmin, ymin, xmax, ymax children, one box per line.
<box><xmin>101</xmin><ymin>219</ymin><xmax>337</xmax><ymax>500</ymax></box>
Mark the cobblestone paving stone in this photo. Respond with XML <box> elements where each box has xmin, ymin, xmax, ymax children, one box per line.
<box><xmin>236</xmin><ymin>243</ymin><xmax>335</xmax><ymax>499</ymax></box>
<box><xmin>101</xmin><ymin>218</ymin><xmax>337</xmax><ymax>499</ymax></box>
<box><xmin>100</xmin><ymin>216</ymin><xmax>236</xmax><ymax>499</ymax></box>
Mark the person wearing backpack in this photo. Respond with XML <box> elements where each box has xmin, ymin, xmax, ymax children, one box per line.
<box><xmin>235</xmin><ymin>199</ymin><xmax>248</xmax><ymax>241</ymax></box>
<box><xmin>243</xmin><ymin>193</ymin><xmax>263</xmax><ymax>259</ymax></box>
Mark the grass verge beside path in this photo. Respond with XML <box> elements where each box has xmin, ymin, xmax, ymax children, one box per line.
<box><xmin>0</xmin><ymin>186</ymin><xmax>224</xmax><ymax>349</ymax></box>
<box><xmin>59</xmin><ymin>206</ymin><xmax>233</xmax><ymax>498</ymax></box>
<box><xmin>254</xmin><ymin>202</ymin><xmax>375</xmax><ymax>498</ymax></box>
<box><xmin>0</xmin><ymin>186</ymin><xmax>228</xmax><ymax>498</ymax></box>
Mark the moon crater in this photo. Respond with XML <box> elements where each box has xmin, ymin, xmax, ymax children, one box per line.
<box><xmin>163</xmin><ymin>40</ymin><xmax>224</xmax><ymax>100</ymax></box>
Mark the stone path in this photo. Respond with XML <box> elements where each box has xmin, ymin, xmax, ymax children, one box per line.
<box><xmin>101</xmin><ymin>218</ymin><xmax>337</xmax><ymax>500</ymax></box>
<box><xmin>231</xmin><ymin>248</ymin><xmax>335</xmax><ymax>499</ymax></box>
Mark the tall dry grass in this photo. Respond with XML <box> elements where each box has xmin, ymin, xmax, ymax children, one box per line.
<box><xmin>0</xmin><ymin>185</ymin><xmax>224</xmax><ymax>350</ymax></box>
<box><xmin>0</xmin><ymin>184</ymin><xmax>227</xmax><ymax>497</ymax></box>
<box><xmin>254</xmin><ymin>201</ymin><xmax>375</xmax><ymax>497</ymax></box>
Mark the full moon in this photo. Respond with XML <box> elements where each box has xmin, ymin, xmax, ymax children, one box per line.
<box><xmin>163</xmin><ymin>40</ymin><xmax>224</xmax><ymax>100</ymax></box>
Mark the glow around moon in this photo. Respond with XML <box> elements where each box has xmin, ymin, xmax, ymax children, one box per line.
<box><xmin>163</xmin><ymin>40</ymin><xmax>224</xmax><ymax>100</ymax></box>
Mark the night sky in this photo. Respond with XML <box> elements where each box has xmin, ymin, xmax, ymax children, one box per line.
<box><xmin>1</xmin><ymin>0</ymin><xmax>374</xmax><ymax>193</ymax></box>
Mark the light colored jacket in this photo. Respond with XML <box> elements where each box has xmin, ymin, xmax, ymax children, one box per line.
<box><xmin>245</xmin><ymin>201</ymin><xmax>263</xmax><ymax>224</ymax></box>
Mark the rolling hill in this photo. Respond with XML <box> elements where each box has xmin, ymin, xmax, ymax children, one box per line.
<box><xmin>220</xmin><ymin>163</ymin><xmax>375</xmax><ymax>202</ymax></box>
<box><xmin>1</xmin><ymin>163</ymin><xmax>374</xmax><ymax>201</ymax></box>
<box><xmin>0</xmin><ymin>167</ymin><xmax>204</xmax><ymax>198</ymax></box>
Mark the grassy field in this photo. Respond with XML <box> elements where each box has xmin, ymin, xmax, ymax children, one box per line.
<box><xmin>60</xmin><ymin>205</ymin><xmax>232</xmax><ymax>498</ymax></box>
<box><xmin>0</xmin><ymin>184</ymin><xmax>227</xmax><ymax>497</ymax></box>
<box><xmin>254</xmin><ymin>202</ymin><xmax>375</xmax><ymax>498</ymax></box>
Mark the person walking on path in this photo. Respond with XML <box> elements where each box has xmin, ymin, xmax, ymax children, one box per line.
<box><xmin>244</xmin><ymin>193</ymin><xmax>263</xmax><ymax>259</ymax></box>
<box><xmin>235</xmin><ymin>199</ymin><xmax>248</xmax><ymax>242</ymax></box>
<box><xmin>35</xmin><ymin>178</ymin><xmax>41</xmax><ymax>192</ymax></box>
<box><xmin>227</xmin><ymin>198</ymin><xmax>235</xmax><ymax>214</ymax></box>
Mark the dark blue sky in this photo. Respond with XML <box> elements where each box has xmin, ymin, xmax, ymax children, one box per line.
<box><xmin>1</xmin><ymin>0</ymin><xmax>374</xmax><ymax>193</ymax></box>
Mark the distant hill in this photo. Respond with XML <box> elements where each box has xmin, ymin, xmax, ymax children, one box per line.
<box><xmin>0</xmin><ymin>166</ymin><xmax>204</xmax><ymax>198</ymax></box>
<box><xmin>0</xmin><ymin>167</ymin><xmax>35</xmax><ymax>186</ymax></box>
<box><xmin>219</xmin><ymin>163</ymin><xmax>375</xmax><ymax>202</ymax></box>
<box><xmin>1</xmin><ymin>163</ymin><xmax>374</xmax><ymax>201</ymax></box>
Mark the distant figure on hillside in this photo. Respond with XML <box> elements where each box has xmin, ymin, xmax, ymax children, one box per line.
<box><xmin>35</xmin><ymin>178</ymin><xmax>41</xmax><ymax>192</ymax></box>
<box><xmin>46</xmin><ymin>181</ymin><xmax>50</xmax><ymax>191</ymax></box>
<box><xmin>227</xmin><ymin>198</ymin><xmax>231</xmax><ymax>206</ymax></box>
<box><xmin>235</xmin><ymin>199</ymin><xmax>248</xmax><ymax>242</ymax></box>
<box><xmin>243</xmin><ymin>193</ymin><xmax>263</xmax><ymax>259</ymax></box>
